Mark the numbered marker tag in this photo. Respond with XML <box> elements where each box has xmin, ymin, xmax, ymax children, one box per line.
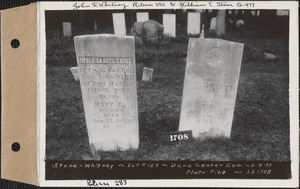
<box><xmin>161</xmin><ymin>130</ymin><xmax>193</xmax><ymax>144</ymax></box>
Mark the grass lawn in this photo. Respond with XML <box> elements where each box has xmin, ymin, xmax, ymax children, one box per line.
<box><xmin>46</xmin><ymin>30</ymin><xmax>290</xmax><ymax>161</ymax></box>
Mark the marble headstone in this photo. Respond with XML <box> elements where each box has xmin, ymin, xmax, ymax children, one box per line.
<box><xmin>74</xmin><ymin>34</ymin><xmax>139</xmax><ymax>151</ymax></box>
<box><xmin>142</xmin><ymin>67</ymin><xmax>153</xmax><ymax>81</ymax></box>
<box><xmin>136</xmin><ymin>12</ymin><xmax>149</xmax><ymax>22</ymax></box>
<box><xmin>187</xmin><ymin>12</ymin><xmax>201</xmax><ymax>35</ymax></box>
<box><xmin>163</xmin><ymin>14</ymin><xmax>176</xmax><ymax>37</ymax></box>
<box><xmin>179</xmin><ymin>38</ymin><xmax>244</xmax><ymax>138</ymax></box>
<box><xmin>62</xmin><ymin>22</ymin><xmax>72</xmax><ymax>37</ymax></box>
<box><xmin>112</xmin><ymin>13</ymin><xmax>126</xmax><ymax>36</ymax></box>
<box><xmin>209</xmin><ymin>17</ymin><xmax>216</xmax><ymax>32</ymax></box>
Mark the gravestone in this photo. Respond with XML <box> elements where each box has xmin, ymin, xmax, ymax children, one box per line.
<box><xmin>74</xmin><ymin>34</ymin><xmax>139</xmax><ymax>151</ymax></box>
<box><xmin>209</xmin><ymin>17</ymin><xmax>216</xmax><ymax>32</ymax></box>
<box><xmin>136</xmin><ymin>12</ymin><xmax>149</xmax><ymax>22</ymax></box>
<box><xmin>62</xmin><ymin>22</ymin><xmax>72</xmax><ymax>37</ymax></box>
<box><xmin>163</xmin><ymin>14</ymin><xmax>176</xmax><ymax>37</ymax></box>
<box><xmin>112</xmin><ymin>13</ymin><xmax>126</xmax><ymax>36</ymax></box>
<box><xmin>142</xmin><ymin>67</ymin><xmax>153</xmax><ymax>81</ymax></box>
<box><xmin>179</xmin><ymin>38</ymin><xmax>244</xmax><ymax>138</ymax></box>
<box><xmin>70</xmin><ymin>67</ymin><xmax>79</xmax><ymax>81</ymax></box>
<box><xmin>187</xmin><ymin>12</ymin><xmax>201</xmax><ymax>35</ymax></box>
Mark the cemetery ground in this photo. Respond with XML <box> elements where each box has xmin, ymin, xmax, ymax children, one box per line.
<box><xmin>46</xmin><ymin>29</ymin><xmax>289</xmax><ymax>161</ymax></box>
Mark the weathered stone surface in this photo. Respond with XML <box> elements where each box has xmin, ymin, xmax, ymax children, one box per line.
<box><xmin>163</xmin><ymin>14</ymin><xmax>176</xmax><ymax>37</ymax></box>
<box><xmin>142</xmin><ymin>67</ymin><xmax>153</xmax><ymax>81</ymax></box>
<box><xmin>179</xmin><ymin>38</ymin><xmax>244</xmax><ymax>138</ymax></box>
<box><xmin>136</xmin><ymin>12</ymin><xmax>149</xmax><ymax>22</ymax></box>
<box><xmin>112</xmin><ymin>13</ymin><xmax>126</xmax><ymax>36</ymax></box>
<box><xmin>74</xmin><ymin>34</ymin><xmax>139</xmax><ymax>151</ymax></box>
<box><xmin>187</xmin><ymin>12</ymin><xmax>201</xmax><ymax>35</ymax></box>
<box><xmin>131</xmin><ymin>20</ymin><xmax>164</xmax><ymax>45</ymax></box>
<box><xmin>62</xmin><ymin>22</ymin><xmax>72</xmax><ymax>37</ymax></box>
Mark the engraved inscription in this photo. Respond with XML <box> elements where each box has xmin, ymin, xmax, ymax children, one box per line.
<box><xmin>78</xmin><ymin>57</ymin><xmax>136</xmax><ymax>129</ymax></box>
<box><xmin>206</xmin><ymin>47</ymin><xmax>224</xmax><ymax>68</ymax></box>
<box><xmin>179</xmin><ymin>38</ymin><xmax>243</xmax><ymax>138</ymax></box>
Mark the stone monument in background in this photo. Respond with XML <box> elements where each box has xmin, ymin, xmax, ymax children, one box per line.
<box><xmin>136</xmin><ymin>12</ymin><xmax>149</xmax><ymax>22</ymax></box>
<box><xmin>74</xmin><ymin>34</ymin><xmax>139</xmax><ymax>151</ymax></box>
<box><xmin>62</xmin><ymin>22</ymin><xmax>72</xmax><ymax>37</ymax></box>
<box><xmin>209</xmin><ymin>17</ymin><xmax>216</xmax><ymax>33</ymax></box>
<box><xmin>112</xmin><ymin>13</ymin><xmax>126</xmax><ymax>36</ymax></box>
<box><xmin>131</xmin><ymin>20</ymin><xmax>164</xmax><ymax>45</ymax></box>
<box><xmin>179</xmin><ymin>38</ymin><xmax>244</xmax><ymax>138</ymax></box>
<box><xmin>187</xmin><ymin>12</ymin><xmax>201</xmax><ymax>35</ymax></box>
<box><xmin>163</xmin><ymin>14</ymin><xmax>176</xmax><ymax>37</ymax></box>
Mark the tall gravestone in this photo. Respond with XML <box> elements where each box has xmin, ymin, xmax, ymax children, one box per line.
<box><xmin>112</xmin><ymin>13</ymin><xmax>126</xmax><ymax>36</ymax></box>
<box><xmin>163</xmin><ymin>14</ymin><xmax>176</xmax><ymax>37</ymax></box>
<box><xmin>136</xmin><ymin>12</ymin><xmax>149</xmax><ymax>22</ymax></box>
<box><xmin>209</xmin><ymin>17</ymin><xmax>216</xmax><ymax>32</ymax></box>
<box><xmin>62</xmin><ymin>22</ymin><xmax>72</xmax><ymax>37</ymax></box>
<box><xmin>187</xmin><ymin>12</ymin><xmax>201</xmax><ymax>35</ymax></box>
<box><xmin>74</xmin><ymin>34</ymin><xmax>139</xmax><ymax>151</ymax></box>
<box><xmin>179</xmin><ymin>38</ymin><xmax>244</xmax><ymax>138</ymax></box>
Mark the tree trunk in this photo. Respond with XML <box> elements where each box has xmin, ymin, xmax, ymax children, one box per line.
<box><xmin>216</xmin><ymin>10</ymin><xmax>226</xmax><ymax>36</ymax></box>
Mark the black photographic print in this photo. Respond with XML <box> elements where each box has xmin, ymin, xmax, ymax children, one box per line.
<box><xmin>42</xmin><ymin>2</ymin><xmax>295</xmax><ymax>187</ymax></box>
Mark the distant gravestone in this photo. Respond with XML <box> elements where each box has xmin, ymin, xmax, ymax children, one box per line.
<box><xmin>62</xmin><ymin>22</ymin><xmax>72</xmax><ymax>37</ymax></box>
<box><xmin>70</xmin><ymin>67</ymin><xmax>79</xmax><ymax>81</ymax></box>
<box><xmin>136</xmin><ymin>12</ymin><xmax>149</xmax><ymax>22</ymax></box>
<box><xmin>209</xmin><ymin>17</ymin><xmax>216</xmax><ymax>32</ymax></box>
<box><xmin>142</xmin><ymin>67</ymin><xmax>153</xmax><ymax>81</ymax></box>
<box><xmin>187</xmin><ymin>12</ymin><xmax>201</xmax><ymax>35</ymax></box>
<box><xmin>74</xmin><ymin>34</ymin><xmax>139</xmax><ymax>151</ymax></box>
<box><xmin>163</xmin><ymin>14</ymin><xmax>176</xmax><ymax>37</ymax></box>
<box><xmin>179</xmin><ymin>38</ymin><xmax>244</xmax><ymax>138</ymax></box>
<box><xmin>112</xmin><ymin>13</ymin><xmax>126</xmax><ymax>36</ymax></box>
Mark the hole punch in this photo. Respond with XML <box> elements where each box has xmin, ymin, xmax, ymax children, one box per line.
<box><xmin>11</xmin><ymin>39</ymin><xmax>20</xmax><ymax>48</ymax></box>
<box><xmin>11</xmin><ymin>142</ymin><xmax>20</xmax><ymax>152</ymax></box>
